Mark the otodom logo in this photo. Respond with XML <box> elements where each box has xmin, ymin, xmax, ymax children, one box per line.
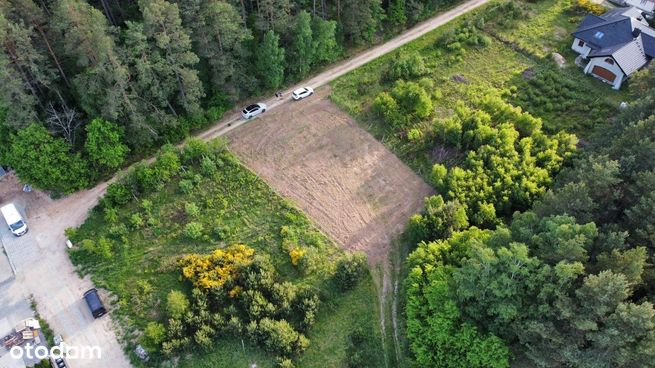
<box><xmin>10</xmin><ymin>343</ymin><xmax>102</xmax><ymax>360</ymax></box>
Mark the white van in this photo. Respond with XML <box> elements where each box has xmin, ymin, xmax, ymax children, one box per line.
<box><xmin>1</xmin><ymin>204</ymin><xmax>28</xmax><ymax>236</ymax></box>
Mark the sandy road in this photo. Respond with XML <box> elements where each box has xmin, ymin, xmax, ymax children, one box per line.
<box><xmin>197</xmin><ymin>0</ymin><xmax>492</xmax><ymax>141</ymax></box>
<box><xmin>0</xmin><ymin>1</ymin><xmax>490</xmax><ymax>366</ymax></box>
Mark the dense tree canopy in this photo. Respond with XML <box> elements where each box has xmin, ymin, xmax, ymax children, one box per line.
<box><xmin>407</xmin><ymin>212</ymin><xmax>655</xmax><ymax>367</ymax></box>
<box><xmin>7</xmin><ymin>124</ymin><xmax>89</xmax><ymax>192</ymax></box>
<box><xmin>405</xmin><ymin>72</ymin><xmax>655</xmax><ymax>368</ymax></box>
<box><xmin>1</xmin><ymin>0</ymin><xmax>454</xmax><ymax>192</ymax></box>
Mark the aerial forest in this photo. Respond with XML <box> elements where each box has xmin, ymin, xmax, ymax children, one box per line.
<box><xmin>0</xmin><ymin>0</ymin><xmax>460</xmax><ymax>193</ymax></box>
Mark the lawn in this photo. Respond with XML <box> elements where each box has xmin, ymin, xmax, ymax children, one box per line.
<box><xmin>331</xmin><ymin>0</ymin><xmax>627</xmax><ymax>178</ymax></box>
<box><xmin>68</xmin><ymin>140</ymin><xmax>383</xmax><ymax>367</ymax></box>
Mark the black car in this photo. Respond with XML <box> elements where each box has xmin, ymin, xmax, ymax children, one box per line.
<box><xmin>83</xmin><ymin>288</ymin><xmax>107</xmax><ymax>319</ymax></box>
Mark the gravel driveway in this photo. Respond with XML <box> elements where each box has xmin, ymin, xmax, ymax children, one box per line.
<box><xmin>0</xmin><ymin>174</ymin><xmax>128</xmax><ymax>368</ymax></box>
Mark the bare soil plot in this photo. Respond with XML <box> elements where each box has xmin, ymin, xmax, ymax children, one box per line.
<box><xmin>227</xmin><ymin>88</ymin><xmax>433</xmax><ymax>264</ymax></box>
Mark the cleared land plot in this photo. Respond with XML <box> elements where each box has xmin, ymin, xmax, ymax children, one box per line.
<box><xmin>228</xmin><ymin>88</ymin><xmax>433</xmax><ymax>264</ymax></box>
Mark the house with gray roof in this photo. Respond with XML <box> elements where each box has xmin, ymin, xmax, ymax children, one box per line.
<box><xmin>571</xmin><ymin>7</ymin><xmax>655</xmax><ymax>89</ymax></box>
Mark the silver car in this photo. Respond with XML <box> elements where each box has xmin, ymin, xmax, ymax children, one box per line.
<box><xmin>241</xmin><ymin>103</ymin><xmax>267</xmax><ymax>119</ymax></box>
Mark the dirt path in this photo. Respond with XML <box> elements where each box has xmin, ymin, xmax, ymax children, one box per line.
<box><xmin>0</xmin><ymin>175</ymin><xmax>128</xmax><ymax>368</ymax></box>
<box><xmin>195</xmin><ymin>0</ymin><xmax>492</xmax><ymax>142</ymax></box>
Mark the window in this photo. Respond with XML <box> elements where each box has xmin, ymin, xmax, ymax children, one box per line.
<box><xmin>594</xmin><ymin>31</ymin><xmax>605</xmax><ymax>39</ymax></box>
<box><xmin>578</xmin><ymin>39</ymin><xmax>585</xmax><ymax>47</ymax></box>
<box><xmin>605</xmin><ymin>58</ymin><xmax>615</xmax><ymax>65</ymax></box>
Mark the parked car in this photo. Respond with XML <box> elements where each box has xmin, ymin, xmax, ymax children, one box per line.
<box><xmin>83</xmin><ymin>288</ymin><xmax>107</xmax><ymax>319</ymax></box>
<box><xmin>607</xmin><ymin>0</ymin><xmax>627</xmax><ymax>5</ymax></box>
<box><xmin>292</xmin><ymin>87</ymin><xmax>314</xmax><ymax>100</ymax></box>
<box><xmin>241</xmin><ymin>103</ymin><xmax>267</xmax><ymax>119</ymax></box>
<box><xmin>1</xmin><ymin>203</ymin><xmax>28</xmax><ymax>236</ymax></box>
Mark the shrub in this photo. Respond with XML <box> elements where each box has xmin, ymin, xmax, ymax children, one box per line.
<box><xmin>104</xmin><ymin>207</ymin><xmax>119</xmax><ymax>224</ymax></box>
<box><xmin>153</xmin><ymin>146</ymin><xmax>181</xmax><ymax>183</ymax></box>
<box><xmin>194</xmin><ymin>324</ymin><xmax>215</xmax><ymax>350</ymax></box>
<box><xmin>185</xmin><ymin>202</ymin><xmax>200</xmax><ymax>218</ymax></box>
<box><xmin>130</xmin><ymin>213</ymin><xmax>144</xmax><ymax>229</ymax></box>
<box><xmin>392</xmin><ymin>80</ymin><xmax>433</xmax><ymax>119</ymax></box>
<box><xmin>256</xmin><ymin>318</ymin><xmax>309</xmax><ymax>356</ymax></box>
<box><xmin>289</xmin><ymin>247</ymin><xmax>306</xmax><ymax>266</ymax></box>
<box><xmin>105</xmin><ymin>183</ymin><xmax>131</xmax><ymax>207</ymax></box>
<box><xmin>334</xmin><ymin>253</ymin><xmax>368</xmax><ymax>291</ymax></box>
<box><xmin>388</xmin><ymin>52</ymin><xmax>428</xmax><ymax>80</ymax></box>
<box><xmin>143</xmin><ymin>322</ymin><xmax>166</xmax><ymax>350</ymax></box>
<box><xmin>64</xmin><ymin>227</ymin><xmax>78</xmax><ymax>242</ymax></box>
<box><xmin>200</xmin><ymin>156</ymin><xmax>217</xmax><ymax>177</ymax></box>
<box><xmin>182</xmin><ymin>138</ymin><xmax>210</xmax><ymax>163</ymax></box>
<box><xmin>574</xmin><ymin>0</ymin><xmax>604</xmax><ymax>15</ymax></box>
<box><xmin>184</xmin><ymin>222</ymin><xmax>204</xmax><ymax>240</ymax></box>
<box><xmin>80</xmin><ymin>237</ymin><xmax>113</xmax><ymax>259</ymax></box>
<box><xmin>373</xmin><ymin>92</ymin><xmax>404</xmax><ymax>128</ymax></box>
<box><xmin>179</xmin><ymin>244</ymin><xmax>255</xmax><ymax>289</ymax></box>
<box><xmin>276</xmin><ymin>358</ymin><xmax>295</xmax><ymax>368</ymax></box>
<box><xmin>167</xmin><ymin>290</ymin><xmax>190</xmax><ymax>318</ymax></box>
<box><xmin>179</xmin><ymin>179</ymin><xmax>194</xmax><ymax>194</ymax></box>
<box><xmin>294</xmin><ymin>289</ymin><xmax>320</xmax><ymax>330</ymax></box>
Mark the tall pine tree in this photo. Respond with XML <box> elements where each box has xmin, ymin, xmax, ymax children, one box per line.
<box><xmin>179</xmin><ymin>0</ymin><xmax>252</xmax><ymax>98</ymax></box>
<box><xmin>52</xmin><ymin>0</ymin><xmax>132</xmax><ymax>122</ymax></box>
<box><xmin>138</xmin><ymin>0</ymin><xmax>204</xmax><ymax>115</ymax></box>
<box><xmin>255</xmin><ymin>30</ymin><xmax>285</xmax><ymax>90</ymax></box>
<box><xmin>290</xmin><ymin>10</ymin><xmax>313</xmax><ymax>78</ymax></box>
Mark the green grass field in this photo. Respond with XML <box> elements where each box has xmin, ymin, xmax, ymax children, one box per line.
<box><xmin>331</xmin><ymin>0</ymin><xmax>626</xmax><ymax>177</ymax></box>
<box><xmin>69</xmin><ymin>143</ymin><xmax>383</xmax><ymax>367</ymax></box>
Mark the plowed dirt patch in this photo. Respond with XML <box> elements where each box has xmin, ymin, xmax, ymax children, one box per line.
<box><xmin>227</xmin><ymin>88</ymin><xmax>433</xmax><ymax>263</ymax></box>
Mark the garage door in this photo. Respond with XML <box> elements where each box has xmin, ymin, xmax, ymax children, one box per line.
<box><xmin>592</xmin><ymin>66</ymin><xmax>616</xmax><ymax>82</ymax></box>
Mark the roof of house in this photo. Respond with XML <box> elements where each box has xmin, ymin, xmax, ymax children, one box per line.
<box><xmin>589</xmin><ymin>36</ymin><xmax>648</xmax><ymax>75</ymax></box>
<box><xmin>573</xmin><ymin>7</ymin><xmax>655</xmax><ymax>75</ymax></box>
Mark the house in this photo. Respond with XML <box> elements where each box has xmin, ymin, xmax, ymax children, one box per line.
<box><xmin>571</xmin><ymin>7</ymin><xmax>655</xmax><ymax>89</ymax></box>
<box><xmin>625</xmin><ymin>0</ymin><xmax>655</xmax><ymax>15</ymax></box>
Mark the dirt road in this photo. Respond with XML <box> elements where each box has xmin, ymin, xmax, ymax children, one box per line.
<box><xmin>0</xmin><ymin>176</ymin><xmax>129</xmax><ymax>368</ymax></box>
<box><xmin>197</xmin><ymin>0</ymin><xmax>492</xmax><ymax>141</ymax></box>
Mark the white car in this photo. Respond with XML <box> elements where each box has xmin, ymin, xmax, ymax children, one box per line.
<box><xmin>241</xmin><ymin>103</ymin><xmax>267</xmax><ymax>119</ymax></box>
<box><xmin>1</xmin><ymin>203</ymin><xmax>28</xmax><ymax>236</ymax></box>
<box><xmin>292</xmin><ymin>87</ymin><xmax>314</xmax><ymax>100</ymax></box>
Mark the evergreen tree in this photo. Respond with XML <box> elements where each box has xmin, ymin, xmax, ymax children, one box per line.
<box><xmin>290</xmin><ymin>11</ymin><xmax>313</xmax><ymax>78</ymax></box>
<box><xmin>138</xmin><ymin>0</ymin><xmax>204</xmax><ymax>115</ymax></box>
<box><xmin>52</xmin><ymin>0</ymin><xmax>132</xmax><ymax>122</ymax></box>
<box><xmin>341</xmin><ymin>0</ymin><xmax>384</xmax><ymax>45</ymax></box>
<box><xmin>311</xmin><ymin>16</ymin><xmax>339</xmax><ymax>66</ymax></box>
<box><xmin>253</xmin><ymin>0</ymin><xmax>291</xmax><ymax>35</ymax></box>
<box><xmin>388</xmin><ymin>0</ymin><xmax>407</xmax><ymax>29</ymax></box>
<box><xmin>9</xmin><ymin>0</ymin><xmax>71</xmax><ymax>88</ymax></box>
<box><xmin>179</xmin><ymin>0</ymin><xmax>252</xmax><ymax>98</ymax></box>
<box><xmin>255</xmin><ymin>30</ymin><xmax>285</xmax><ymax>90</ymax></box>
<box><xmin>0</xmin><ymin>12</ymin><xmax>54</xmax><ymax>128</ymax></box>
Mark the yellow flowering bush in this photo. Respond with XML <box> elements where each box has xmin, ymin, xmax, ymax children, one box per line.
<box><xmin>179</xmin><ymin>244</ymin><xmax>255</xmax><ymax>289</ymax></box>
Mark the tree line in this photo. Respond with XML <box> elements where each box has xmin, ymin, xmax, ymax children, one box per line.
<box><xmin>0</xmin><ymin>0</ymin><xmax>460</xmax><ymax>193</ymax></box>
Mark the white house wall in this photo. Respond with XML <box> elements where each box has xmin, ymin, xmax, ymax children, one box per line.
<box><xmin>571</xmin><ymin>38</ymin><xmax>592</xmax><ymax>57</ymax></box>
<box><xmin>584</xmin><ymin>57</ymin><xmax>626</xmax><ymax>89</ymax></box>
